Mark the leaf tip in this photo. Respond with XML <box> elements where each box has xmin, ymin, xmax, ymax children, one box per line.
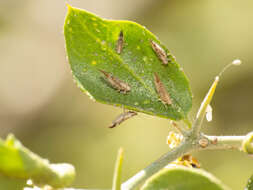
<box><xmin>66</xmin><ymin>3</ymin><xmax>73</xmax><ymax>13</ymax></box>
<box><xmin>6</xmin><ymin>133</ymin><xmax>19</xmax><ymax>146</ymax></box>
<box><xmin>64</xmin><ymin>3</ymin><xmax>74</xmax><ymax>32</ymax></box>
<box><xmin>6</xmin><ymin>133</ymin><xmax>15</xmax><ymax>141</ymax></box>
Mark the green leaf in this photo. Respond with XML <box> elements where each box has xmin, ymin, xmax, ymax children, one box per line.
<box><xmin>0</xmin><ymin>134</ymin><xmax>75</xmax><ymax>188</ymax></box>
<box><xmin>64</xmin><ymin>5</ymin><xmax>192</xmax><ymax>120</ymax></box>
<box><xmin>141</xmin><ymin>166</ymin><xmax>230</xmax><ymax>190</ymax></box>
<box><xmin>245</xmin><ymin>174</ymin><xmax>253</xmax><ymax>190</ymax></box>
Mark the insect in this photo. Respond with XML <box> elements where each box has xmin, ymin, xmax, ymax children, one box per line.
<box><xmin>150</xmin><ymin>40</ymin><xmax>168</xmax><ymax>65</ymax></box>
<box><xmin>99</xmin><ymin>69</ymin><xmax>131</xmax><ymax>93</ymax></box>
<box><xmin>170</xmin><ymin>154</ymin><xmax>201</xmax><ymax>169</ymax></box>
<box><xmin>116</xmin><ymin>30</ymin><xmax>124</xmax><ymax>54</ymax></box>
<box><xmin>211</xmin><ymin>137</ymin><xmax>218</xmax><ymax>145</ymax></box>
<box><xmin>109</xmin><ymin>111</ymin><xmax>137</xmax><ymax>128</ymax></box>
<box><xmin>180</xmin><ymin>154</ymin><xmax>201</xmax><ymax>168</ymax></box>
<box><xmin>153</xmin><ymin>73</ymin><xmax>172</xmax><ymax>105</ymax></box>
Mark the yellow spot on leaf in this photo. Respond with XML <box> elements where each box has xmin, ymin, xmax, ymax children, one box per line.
<box><xmin>143</xmin><ymin>56</ymin><xmax>148</xmax><ymax>62</ymax></box>
<box><xmin>143</xmin><ymin>100</ymin><xmax>150</xmax><ymax>104</ymax></box>
<box><xmin>91</xmin><ymin>61</ymin><xmax>97</xmax><ymax>65</ymax></box>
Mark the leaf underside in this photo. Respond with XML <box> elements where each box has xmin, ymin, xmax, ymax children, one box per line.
<box><xmin>64</xmin><ymin>5</ymin><xmax>192</xmax><ymax>120</ymax></box>
<box><xmin>141</xmin><ymin>166</ymin><xmax>230</xmax><ymax>190</ymax></box>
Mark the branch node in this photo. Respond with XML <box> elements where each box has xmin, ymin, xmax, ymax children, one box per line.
<box><xmin>198</xmin><ymin>138</ymin><xmax>209</xmax><ymax>148</ymax></box>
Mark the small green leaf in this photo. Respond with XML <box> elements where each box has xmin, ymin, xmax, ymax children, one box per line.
<box><xmin>141</xmin><ymin>166</ymin><xmax>230</xmax><ymax>190</ymax></box>
<box><xmin>0</xmin><ymin>134</ymin><xmax>75</xmax><ymax>188</ymax></box>
<box><xmin>245</xmin><ymin>174</ymin><xmax>253</xmax><ymax>190</ymax></box>
<box><xmin>64</xmin><ymin>5</ymin><xmax>192</xmax><ymax>120</ymax></box>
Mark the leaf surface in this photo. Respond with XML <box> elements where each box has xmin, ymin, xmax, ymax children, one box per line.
<box><xmin>0</xmin><ymin>134</ymin><xmax>75</xmax><ymax>188</ymax></box>
<box><xmin>141</xmin><ymin>166</ymin><xmax>230</xmax><ymax>190</ymax></box>
<box><xmin>64</xmin><ymin>5</ymin><xmax>192</xmax><ymax>120</ymax></box>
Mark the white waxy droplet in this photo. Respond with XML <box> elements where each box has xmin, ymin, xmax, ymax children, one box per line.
<box><xmin>232</xmin><ymin>59</ymin><xmax>242</xmax><ymax>66</ymax></box>
<box><xmin>206</xmin><ymin>104</ymin><xmax>212</xmax><ymax>122</ymax></box>
<box><xmin>26</xmin><ymin>179</ymin><xmax>33</xmax><ymax>185</ymax></box>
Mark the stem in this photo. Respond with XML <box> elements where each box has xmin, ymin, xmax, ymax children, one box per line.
<box><xmin>121</xmin><ymin>139</ymin><xmax>195</xmax><ymax>190</ymax></box>
<box><xmin>122</xmin><ymin>68</ymin><xmax>244</xmax><ymax>190</ymax></box>
<box><xmin>122</xmin><ymin>134</ymin><xmax>247</xmax><ymax>190</ymax></box>
<box><xmin>204</xmin><ymin>135</ymin><xmax>244</xmax><ymax>150</ymax></box>
<box><xmin>183</xmin><ymin>118</ymin><xmax>192</xmax><ymax>129</ymax></box>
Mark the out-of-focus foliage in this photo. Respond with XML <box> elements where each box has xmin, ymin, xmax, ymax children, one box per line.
<box><xmin>0</xmin><ymin>134</ymin><xmax>75</xmax><ymax>188</ymax></box>
<box><xmin>245</xmin><ymin>174</ymin><xmax>253</xmax><ymax>190</ymax></box>
<box><xmin>1</xmin><ymin>0</ymin><xmax>253</xmax><ymax>189</ymax></box>
<box><xmin>141</xmin><ymin>166</ymin><xmax>229</xmax><ymax>190</ymax></box>
<box><xmin>0</xmin><ymin>173</ymin><xmax>26</xmax><ymax>190</ymax></box>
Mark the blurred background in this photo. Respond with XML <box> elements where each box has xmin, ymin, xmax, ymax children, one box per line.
<box><xmin>0</xmin><ymin>0</ymin><xmax>253</xmax><ymax>189</ymax></box>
